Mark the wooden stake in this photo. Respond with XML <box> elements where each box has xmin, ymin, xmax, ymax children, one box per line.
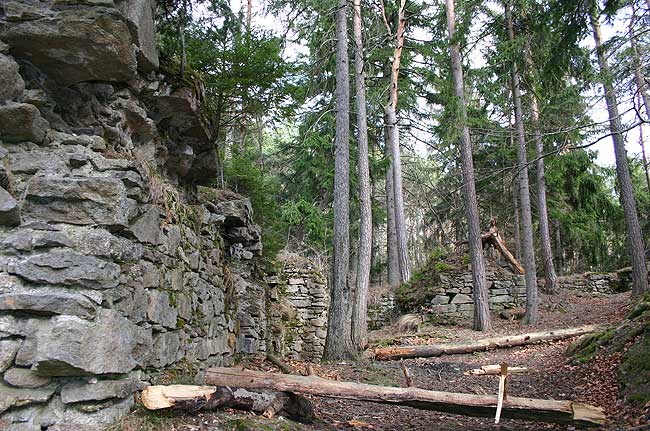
<box><xmin>495</xmin><ymin>363</ymin><xmax>508</xmax><ymax>424</ymax></box>
<box><xmin>399</xmin><ymin>360</ymin><xmax>414</xmax><ymax>387</ymax></box>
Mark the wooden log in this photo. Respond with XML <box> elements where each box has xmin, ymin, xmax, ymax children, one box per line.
<box><xmin>487</xmin><ymin>230</ymin><xmax>525</xmax><ymax>274</ymax></box>
<box><xmin>374</xmin><ymin>324</ymin><xmax>603</xmax><ymax>360</ymax></box>
<box><xmin>465</xmin><ymin>365</ymin><xmax>528</xmax><ymax>376</ymax></box>
<box><xmin>266</xmin><ymin>352</ymin><xmax>295</xmax><ymax>374</ymax></box>
<box><xmin>141</xmin><ymin>384</ymin><xmax>314</xmax><ymax>422</ymax></box>
<box><xmin>204</xmin><ymin>367</ymin><xmax>606</xmax><ymax>427</ymax></box>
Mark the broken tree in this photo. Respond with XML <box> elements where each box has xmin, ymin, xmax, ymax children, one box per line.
<box><xmin>204</xmin><ymin>367</ymin><xmax>606</xmax><ymax>426</ymax></box>
<box><xmin>142</xmin><ymin>384</ymin><xmax>313</xmax><ymax>422</ymax></box>
<box><xmin>374</xmin><ymin>324</ymin><xmax>603</xmax><ymax>360</ymax></box>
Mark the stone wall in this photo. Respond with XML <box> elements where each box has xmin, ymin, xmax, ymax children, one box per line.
<box><xmin>267</xmin><ymin>253</ymin><xmax>328</xmax><ymax>361</ymax></box>
<box><xmin>423</xmin><ymin>269</ymin><xmax>527</xmax><ymax>317</ymax></box>
<box><xmin>370</xmin><ymin>268</ymin><xmax>526</xmax><ymax>326</ymax></box>
<box><xmin>0</xmin><ymin>2</ymin><xmax>268</xmax><ymax>430</ymax></box>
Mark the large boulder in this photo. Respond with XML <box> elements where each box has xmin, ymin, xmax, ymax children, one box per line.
<box><xmin>1</xmin><ymin>8</ymin><xmax>137</xmax><ymax>85</ymax></box>
<box><xmin>30</xmin><ymin>309</ymin><xmax>151</xmax><ymax>376</ymax></box>
<box><xmin>0</xmin><ymin>102</ymin><xmax>49</xmax><ymax>143</ymax></box>
<box><xmin>0</xmin><ymin>53</ymin><xmax>24</xmax><ymax>101</ymax></box>
<box><xmin>11</xmin><ymin>249</ymin><xmax>120</xmax><ymax>290</ymax></box>
<box><xmin>21</xmin><ymin>175</ymin><xmax>130</xmax><ymax>227</ymax></box>
<box><xmin>117</xmin><ymin>0</ymin><xmax>159</xmax><ymax>71</ymax></box>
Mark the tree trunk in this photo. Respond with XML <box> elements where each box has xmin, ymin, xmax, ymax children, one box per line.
<box><xmin>203</xmin><ymin>367</ymin><xmax>605</xmax><ymax>427</ymax></box>
<box><xmin>555</xmin><ymin>219</ymin><xmax>563</xmax><ymax>276</ymax></box>
<box><xmin>324</xmin><ymin>0</ymin><xmax>355</xmax><ymax>360</ymax></box>
<box><xmin>141</xmin><ymin>385</ymin><xmax>314</xmax><ymax>422</ymax></box>
<box><xmin>513</xmin><ymin>175</ymin><xmax>521</xmax><ymax>261</ymax></box>
<box><xmin>590</xmin><ymin>8</ymin><xmax>649</xmax><ymax>297</ymax></box>
<box><xmin>445</xmin><ymin>0</ymin><xmax>490</xmax><ymax>331</ymax></box>
<box><xmin>505</xmin><ymin>0</ymin><xmax>538</xmax><ymax>323</ymax></box>
<box><xmin>524</xmin><ymin>46</ymin><xmax>559</xmax><ymax>295</ymax></box>
<box><xmin>386</xmin><ymin>0</ymin><xmax>410</xmax><ymax>283</ymax></box>
<box><xmin>373</xmin><ymin>324</ymin><xmax>603</xmax><ymax>360</ymax></box>
<box><xmin>630</xmin><ymin>12</ymin><xmax>650</xmax><ymax>193</ymax></box>
<box><xmin>385</xmin><ymin>118</ymin><xmax>400</xmax><ymax>287</ymax></box>
<box><xmin>351</xmin><ymin>0</ymin><xmax>372</xmax><ymax>350</ymax></box>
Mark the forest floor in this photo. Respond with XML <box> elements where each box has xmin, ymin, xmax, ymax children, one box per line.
<box><xmin>116</xmin><ymin>290</ymin><xmax>650</xmax><ymax>431</ymax></box>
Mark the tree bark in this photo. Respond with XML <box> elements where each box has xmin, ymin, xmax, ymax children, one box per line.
<box><xmin>385</xmin><ymin>117</ymin><xmax>400</xmax><ymax>287</ymax></box>
<box><xmin>505</xmin><ymin>0</ymin><xmax>538</xmax><ymax>323</ymax></box>
<box><xmin>385</xmin><ymin>0</ymin><xmax>410</xmax><ymax>283</ymax></box>
<box><xmin>445</xmin><ymin>0</ymin><xmax>490</xmax><ymax>331</ymax></box>
<box><xmin>630</xmin><ymin>11</ymin><xmax>650</xmax><ymax>194</ymax></box>
<box><xmin>141</xmin><ymin>385</ymin><xmax>314</xmax><ymax>422</ymax></box>
<box><xmin>203</xmin><ymin>367</ymin><xmax>605</xmax><ymax>427</ymax></box>
<box><xmin>373</xmin><ymin>324</ymin><xmax>603</xmax><ymax>360</ymax></box>
<box><xmin>324</xmin><ymin>0</ymin><xmax>355</xmax><ymax>360</ymax></box>
<box><xmin>590</xmin><ymin>8</ymin><xmax>649</xmax><ymax>297</ymax></box>
<box><xmin>554</xmin><ymin>219</ymin><xmax>563</xmax><ymax>276</ymax></box>
<box><xmin>513</xmin><ymin>174</ymin><xmax>521</xmax><ymax>261</ymax></box>
<box><xmin>524</xmin><ymin>45</ymin><xmax>559</xmax><ymax>294</ymax></box>
<box><xmin>351</xmin><ymin>0</ymin><xmax>372</xmax><ymax>350</ymax></box>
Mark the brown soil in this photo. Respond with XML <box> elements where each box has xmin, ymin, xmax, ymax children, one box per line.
<box><xmin>116</xmin><ymin>290</ymin><xmax>650</xmax><ymax>431</ymax></box>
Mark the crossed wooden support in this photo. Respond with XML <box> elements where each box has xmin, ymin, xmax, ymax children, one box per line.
<box><xmin>464</xmin><ymin>363</ymin><xmax>528</xmax><ymax>424</ymax></box>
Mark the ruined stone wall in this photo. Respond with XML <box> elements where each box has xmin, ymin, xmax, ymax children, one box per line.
<box><xmin>0</xmin><ymin>2</ymin><xmax>268</xmax><ymax>429</ymax></box>
<box><xmin>266</xmin><ymin>253</ymin><xmax>328</xmax><ymax>361</ymax></box>
<box><xmin>369</xmin><ymin>269</ymin><xmax>526</xmax><ymax>326</ymax></box>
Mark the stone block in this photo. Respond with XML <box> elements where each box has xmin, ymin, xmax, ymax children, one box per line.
<box><xmin>3</xmin><ymin>368</ymin><xmax>51</xmax><ymax>389</ymax></box>
<box><xmin>450</xmin><ymin>293</ymin><xmax>472</xmax><ymax>304</ymax></box>
<box><xmin>60</xmin><ymin>376</ymin><xmax>145</xmax><ymax>404</ymax></box>
<box><xmin>0</xmin><ymin>288</ymin><xmax>96</xmax><ymax>318</ymax></box>
<box><xmin>1</xmin><ymin>8</ymin><xmax>137</xmax><ymax>85</ymax></box>
<box><xmin>30</xmin><ymin>309</ymin><xmax>149</xmax><ymax>376</ymax></box>
<box><xmin>0</xmin><ymin>102</ymin><xmax>49</xmax><ymax>143</ymax></box>
<box><xmin>146</xmin><ymin>290</ymin><xmax>177</xmax><ymax>329</ymax></box>
<box><xmin>431</xmin><ymin>295</ymin><xmax>450</xmax><ymax>305</ymax></box>
<box><xmin>0</xmin><ymin>339</ymin><xmax>22</xmax><ymax>372</ymax></box>
<box><xmin>0</xmin><ymin>186</ymin><xmax>20</xmax><ymax>226</ymax></box>
<box><xmin>127</xmin><ymin>206</ymin><xmax>161</xmax><ymax>245</ymax></box>
<box><xmin>22</xmin><ymin>176</ymin><xmax>129</xmax><ymax>227</ymax></box>
<box><xmin>0</xmin><ymin>382</ymin><xmax>56</xmax><ymax>414</ymax></box>
<box><xmin>12</xmin><ymin>249</ymin><xmax>120</xmax><ymax>289</ymax></box>
<box><xmin>0</xmin><ymin>53</ymin><xmax>24</xmax><ymax>102</ymax></box>
<box><xmin>149</xmin><ymin>331</ymin><xmax>180</xmax><ymax>368</ymax></box>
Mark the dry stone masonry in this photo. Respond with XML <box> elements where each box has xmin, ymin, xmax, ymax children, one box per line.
<box><xmin>0</xmin><ymin>1</ymin><xmax>271</xmax><ymax>429</ymax></box>
<box><xmin>267</xmin><ymin>253</ymin><xmax>329</xmax><ymax>361</ymax></box>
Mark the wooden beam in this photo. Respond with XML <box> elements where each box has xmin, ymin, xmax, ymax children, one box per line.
<box><xmin>204</xmin><ymin>367</ymin><xmax>606</xmax><ymax>427</ymax></box>
<box><xmin>374</xmin><ymin>325</ymin><xmax>603</xmax><ymax>360</ymax></box>
<box><xmin>141</xmin><ymin>384</ymin><xmax>314</xmax><ymax>422</ymax></box>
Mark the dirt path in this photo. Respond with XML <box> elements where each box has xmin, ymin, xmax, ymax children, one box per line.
<box><xmin>116</xmin><ymin>291</ymin><xmax>649</xmax><ymax>431</ymax></box>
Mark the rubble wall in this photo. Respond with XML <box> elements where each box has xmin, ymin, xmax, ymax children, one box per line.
<box><xmin>0</xmin><ymin>2</ymin><xmax>268</xmax><ymax>429</ymax></box>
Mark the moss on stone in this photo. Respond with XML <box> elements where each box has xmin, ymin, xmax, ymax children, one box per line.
<box><xmin>620</xmin><ymin>333</ymin><xmax>650</xmax><ymax>405</ymax></box>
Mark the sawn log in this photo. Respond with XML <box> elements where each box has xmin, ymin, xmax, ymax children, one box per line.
<box><xmin>204</xmin><ymin>367</ymin><xmax>606</xmax><ymax>427</ymax></box>
<box><xmin>141</xmin><ymin>384</ymin><xmax>313</xmax><ymax>422</ymax></box>
<box><xmin>374</xmin><ymin>324</ymin><xmax>603</xmax><ymax>360</ymax></box>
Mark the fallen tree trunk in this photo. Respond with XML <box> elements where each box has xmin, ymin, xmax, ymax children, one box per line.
<box><xmin>141</xmin><ymin>384</ymin><xmax>314</xmax><ymax>422</ymax></box>
<box><xmin>374</xmin><ymin>324</ymin><xmax>603</xmax><ymax>360</ymax></box>
<box><xmin>204</xmin><ymin>367</ymin><xmax>606</xmax><ymax>427</ymax></box>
